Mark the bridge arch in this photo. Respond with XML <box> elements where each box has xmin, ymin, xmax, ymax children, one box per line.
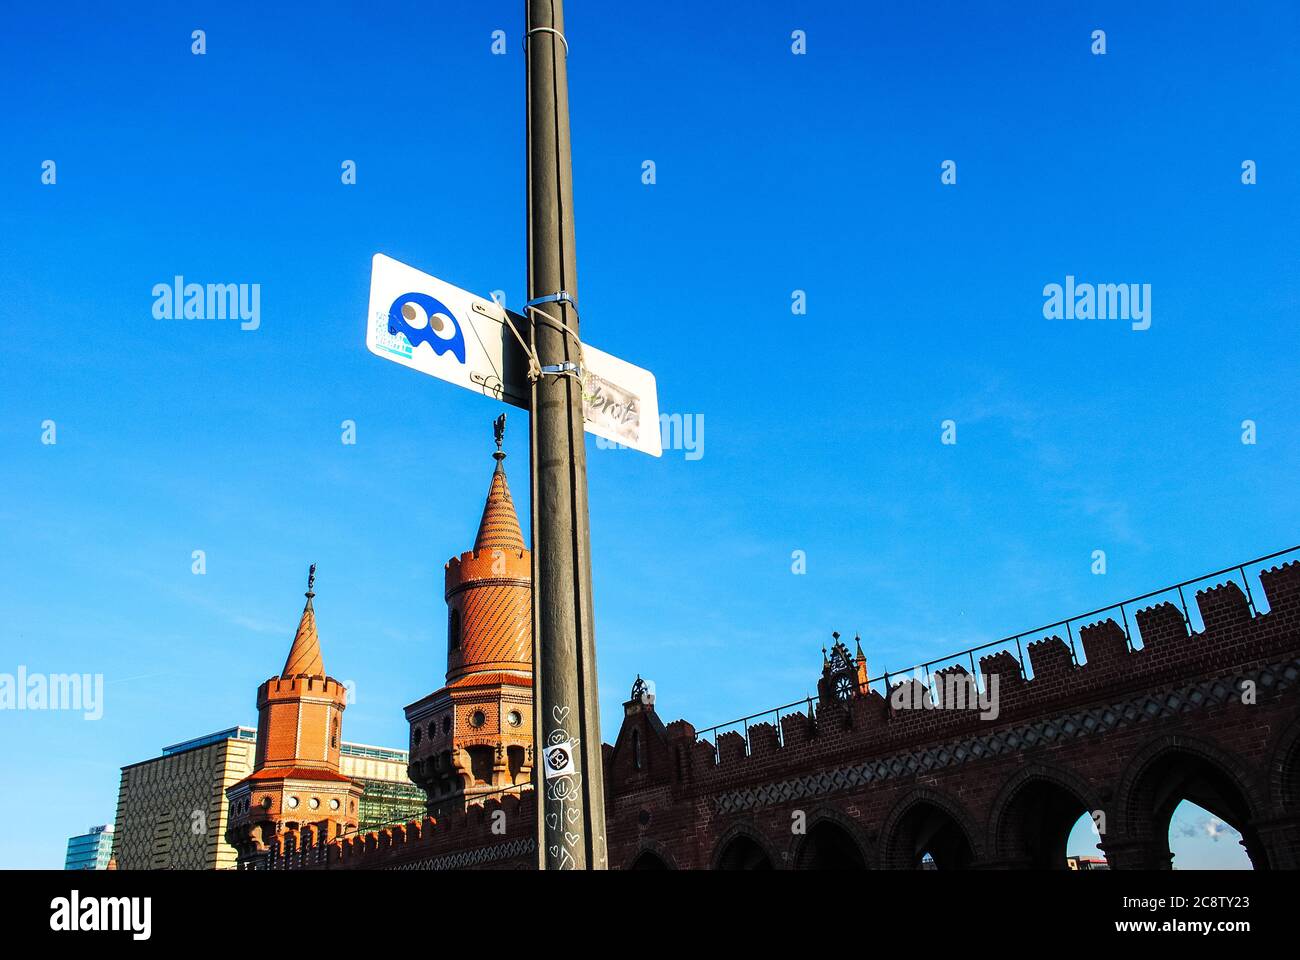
<box><xmin>879</xmin><ymin>787</ymin><xmax>980</xmax><ymax>869</ymax></box>
<box><xmin>1268</xmin><ymin>715</ymin><xmax>1300</xmax><ymax>813</ymax></box>
<box><xmin>711</xmin><ymin>820</ymin><xmax>781</xmax><ymax>870</ymax></box>
<box><xmin>788</xmin><ymin>806</ymin><xmax>872</xmax><ymax>869</ymax></box>
<box><xmin>626</xmin><ymin>839</ymin><xmax>677</xmax><ymax>870</ymax></box>
<box><xmin>987</xmin><ymin>763</ymin><xmax>1102</xmax><ymax>869</ymax></box>
<box><xmin>1114</xmin><ymin>733</ymin><xmax>1268</xmax><ymax>869</ymax></box>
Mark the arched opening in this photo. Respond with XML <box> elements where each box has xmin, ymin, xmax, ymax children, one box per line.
<box><xmin>997</xmin><ymin>779</ymin><xmax>1092</xmax><ymax>869</ymax></box>
<box><xmin>630</xmin><ymin>849</ymin><xmax>670</xmax><ymax>870</ymax></box>
<box><xmin>716</xmin><ymin>834</ymin><xmax>774</xmax><ymax>870</ymax></box>
<box><xmin>1128</xmin><ymin>749</ymin><xmax>1263</xmax><ymax>869</ymax></box>
<box><xmin>886</xmin><ymin>800</ymin><xmax>974</xmax><ymax>869</ymax></box>
<box><xmin>467</xmin><ymin>746</ymin><xmax>495</xmax><ymax>786</ymax></box>
<box><xmin>1168</xmin><ymin>800</ymin><xmax>1252</xmax><ymax>869</ymax></box>
<box><xmin>794</xmin><ymin>820</ymin><xmax>867</xmax><ymax>869</ymax></box>
<box><xmin>1065</xmin><ymin>813</ymin><xmax>1107</xmax><ymax>870</ymax></box>
<box><xmin>507</xmin><ymin>745</ymin><xmax>526</xmax><ymax>784</ymax></box>
<box><xmin>631</xmin><ymin>729</ymin><xmax>642</xmax><ymax>770</ymax></box>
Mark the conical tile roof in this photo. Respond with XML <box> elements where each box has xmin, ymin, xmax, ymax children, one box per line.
<box><xmin>281</xmin><ymin>567</ymin><xmax>325</xmax><ymax>677</ymax></box>
<box><xmin>474</xmin><ymin>454</ymin><xmax>526</xmax><ymax>552</ymax></box>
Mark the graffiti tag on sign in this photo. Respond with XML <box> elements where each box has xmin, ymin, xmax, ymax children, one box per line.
<box><xmin>583</xmin><ymin>370</ymin><xmax>641</xmax><ymax>445</ymax></box>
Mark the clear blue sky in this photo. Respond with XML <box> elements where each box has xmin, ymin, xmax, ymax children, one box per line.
<box><xmin>1</xmin><ymin>1</ymin><xmax>1295</xmax><ymax>869</ymax></box>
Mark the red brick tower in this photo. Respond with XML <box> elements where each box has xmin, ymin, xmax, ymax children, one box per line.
<box><xmin>226</xmin><ymin>566</ymin><xmax>364</xmax><ymax>866</ymax></box>
<box><xmin>406</xmin><ymin>416</ymin><xmax>534</xmax><ymax>814</ymax></box>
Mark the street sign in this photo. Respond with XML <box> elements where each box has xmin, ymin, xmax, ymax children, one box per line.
<box><xmin>578</xmin><ymin>343</ymin><xmax>662</xmax><ymax>457</ymax></box>
<box><xmin>366</xmin><ymin>253</ymin><xmax>662</xmax><ymax>457</ymax></box>
<box><xmin>366</xmin><ymin>253</ymin><xmax>530</xmax><ymax>409</ymax></box>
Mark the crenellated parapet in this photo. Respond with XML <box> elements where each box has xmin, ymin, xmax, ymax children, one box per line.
<box><xmin>610</xmin><ymin>561</ymin><xmax>1300</xmax><ymax>797</ymax></box>
<box><xmin>257</xmin><ymin>674</ymin><xmax>350</xmax><ymax>703</ymax></box>
<box><xmin>444</xmin><ymin>548</ymin><xmax>531</xmax><ymax>595</ymax></box>
<box><xmin>259</xmin><ymin>791</ymin><xmax>537</xmax><ymax>870</ymax></box>
<box><xmin>597</xmin><ymin>556</ymin><xmax>1300</xmax><ymax>871</ymax></box>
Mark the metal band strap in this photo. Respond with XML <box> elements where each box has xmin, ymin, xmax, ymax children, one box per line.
<box><xmin>525</xmin><ymin>290</ymin><xmax>579</xmax><ymax>315</ymax></box>
<box><xmin>523</xmin><ymin>26</ymin><xmax>569</xmax><ymax>55</ymax></box>
<box><xmin>503</xmin><ymin>293</ymin><xmax>585</xmax><ymax>382</ymax></box>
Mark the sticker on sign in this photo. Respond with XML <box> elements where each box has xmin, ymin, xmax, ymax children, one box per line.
<box><xmin>366</xmin><ymin>254</ymin><xmax>661</xmax><ymax>456</ymax></box>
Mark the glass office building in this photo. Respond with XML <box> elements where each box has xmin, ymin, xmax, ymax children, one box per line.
<box><xmin>65</xmin><ymin>824</ymin><xmax>114</xmax><ymax>870</ymax></box>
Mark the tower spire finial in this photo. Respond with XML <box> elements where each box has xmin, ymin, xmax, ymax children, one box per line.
<box><xmin>306</xmin><ymin>562</ymin><xmax>316</xmax><ymax>600</ymax></box>
<box><xmin>493</xmin><ymin>413</ymin><xmax>507</xmax><ymax>467</ymax></box>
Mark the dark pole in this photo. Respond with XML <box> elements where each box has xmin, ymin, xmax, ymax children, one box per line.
<box><xmin>525</xmin><ymin>0</ymin><xmax>607</xmax><ymax>870</ymax></box>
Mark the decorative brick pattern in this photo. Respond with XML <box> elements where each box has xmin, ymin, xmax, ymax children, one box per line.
<box><xmin>392</xmin><ymin>838</ymin><xmax>536</xmax><ymax>871</ymax></box>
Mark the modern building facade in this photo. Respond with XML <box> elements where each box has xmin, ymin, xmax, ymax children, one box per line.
<box><xmin>113</xmin><ymin>726</ymin><xmax>256</xmax><ymax>870</ymax></box>
<box><xmin>64</xmin><ymin>824</ymin><xmax>114</xmax><ymax>870</ymax></box>
<box><xmin>342</xmin><ymin>742</ymin><xmax>426</xmax><ymax>831</ymax></box>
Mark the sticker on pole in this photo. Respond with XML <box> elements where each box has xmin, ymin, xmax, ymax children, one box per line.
<box><xmin>542</xmin><ymin>740</ymin><xmax>578</xmax><ymax>779</ymax></box>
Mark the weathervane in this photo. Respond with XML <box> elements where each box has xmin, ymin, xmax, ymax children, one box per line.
<box><xmin>493</xmin><ymin>413</ymin><xmax>507</xmax><ymax>462</ymax></box>
<box><xmin>306</xmin><ymin>563</ymin><xmax>316</xmax><ymax>599</ymax></box>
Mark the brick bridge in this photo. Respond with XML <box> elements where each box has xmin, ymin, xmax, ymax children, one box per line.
<box><xmin>263</xmin><ymin>554</ymin><xmax>1300</xmax><ymax>870</ymax></box>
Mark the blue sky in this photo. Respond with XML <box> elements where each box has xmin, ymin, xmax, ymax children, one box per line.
<box><xmin>0</xmin><ymin>1</ymin><xmax>1295</xmax><ymax>869</ymax></box>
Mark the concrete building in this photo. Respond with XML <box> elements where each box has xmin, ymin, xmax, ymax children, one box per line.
<box><xmin>113</xmin><ymin>727</ymin><xmax>256</xmax><ymax>870</ymax></box>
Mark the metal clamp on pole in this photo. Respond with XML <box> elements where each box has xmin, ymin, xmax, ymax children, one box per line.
<box><xmin>539</xmin><ymin>361</ymin><xmax>582</xmax><ymax>378</ymax></box>
<box><xmin>523</xmin><ymin>26</ymin><xmax>569</xmax><ymax>55</ymax></box>
<box><xmin>525</xmin><ymin>290</ymin><xmax>579</xmax><ymax>315</ymax></box>
<box><xmin>525</xmin><ymin>291</ymin><xmax>583</xmax><ymax>379</ymax></box>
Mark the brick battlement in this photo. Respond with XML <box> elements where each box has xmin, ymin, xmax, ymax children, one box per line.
<box><xmin>600</xmin><ymin>557</ymin><xmax>1300</xmax><ymax>869</ymax></box>
<box><xmin>444</xmin><ymin>549</ymin><xmax>531</xmax><ymax>595</ymax></box>
<box><xmin>257</xmin><ymin>675</ymin><xmax>349</xmax><ymax>701</ymax></box>
<box><xmin>666</xmin><ymin>563</ymin><xmax>1299</xmax><ymax>786</ymax></box>
<box><xmin>256</xmin><ymin>790</ymin><xmax>536</xmax><ymax>871</ymax></box>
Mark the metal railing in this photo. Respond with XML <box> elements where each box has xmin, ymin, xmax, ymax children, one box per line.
<box><xmin>694</xmin><ymin>545</ymin><xmax>1299</xmax><ymax>759</ymax></box>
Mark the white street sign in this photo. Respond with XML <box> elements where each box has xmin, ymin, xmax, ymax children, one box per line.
<box><xmin>578</xmin><ymin>343</ymin><xmax>662</xmax><ymax>457</ymax></box>
<box><xmin>366</xmin><ymin>254</ymin><xmax>661</xmax><ymax>457</ymax></box>
<box><xmin>366</xmin><ymin>253</ymin><xmax>529</xmax><ymax>409</ymax></box>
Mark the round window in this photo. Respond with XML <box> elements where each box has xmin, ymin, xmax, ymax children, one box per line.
<box><xmin>329</xmin><ymin>799</ymin><xmax>340</xmax><ymax>811</ymax></box>
<box><xmin>286</xmin><ymin>796</ymin><xmax>299</xmax><ymax>809</ymax></box>
<box><xmin>470</xmin><ymin>710</ymin><xmax>486</xmax><ymax>728</ymax></box>
<box><xmin>309</xmin><ymin>798</ymin><xmax>320</xmax><ymax>810</ymax></box>
<box><xmin>261</xmin><ymin>796</ymin><xmax>272</xmax><ymax>809</ymax></box>
<box><xmin>507</xmin><ymin>710</ymin><xmax>522</xmax><ymax>727</ymax></box>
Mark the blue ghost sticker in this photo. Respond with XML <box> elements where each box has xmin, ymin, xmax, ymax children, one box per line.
<box><xmin>386</xmin><ymin>292</ymin><xmax>466</xmax><ymax>363</ymax></box>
